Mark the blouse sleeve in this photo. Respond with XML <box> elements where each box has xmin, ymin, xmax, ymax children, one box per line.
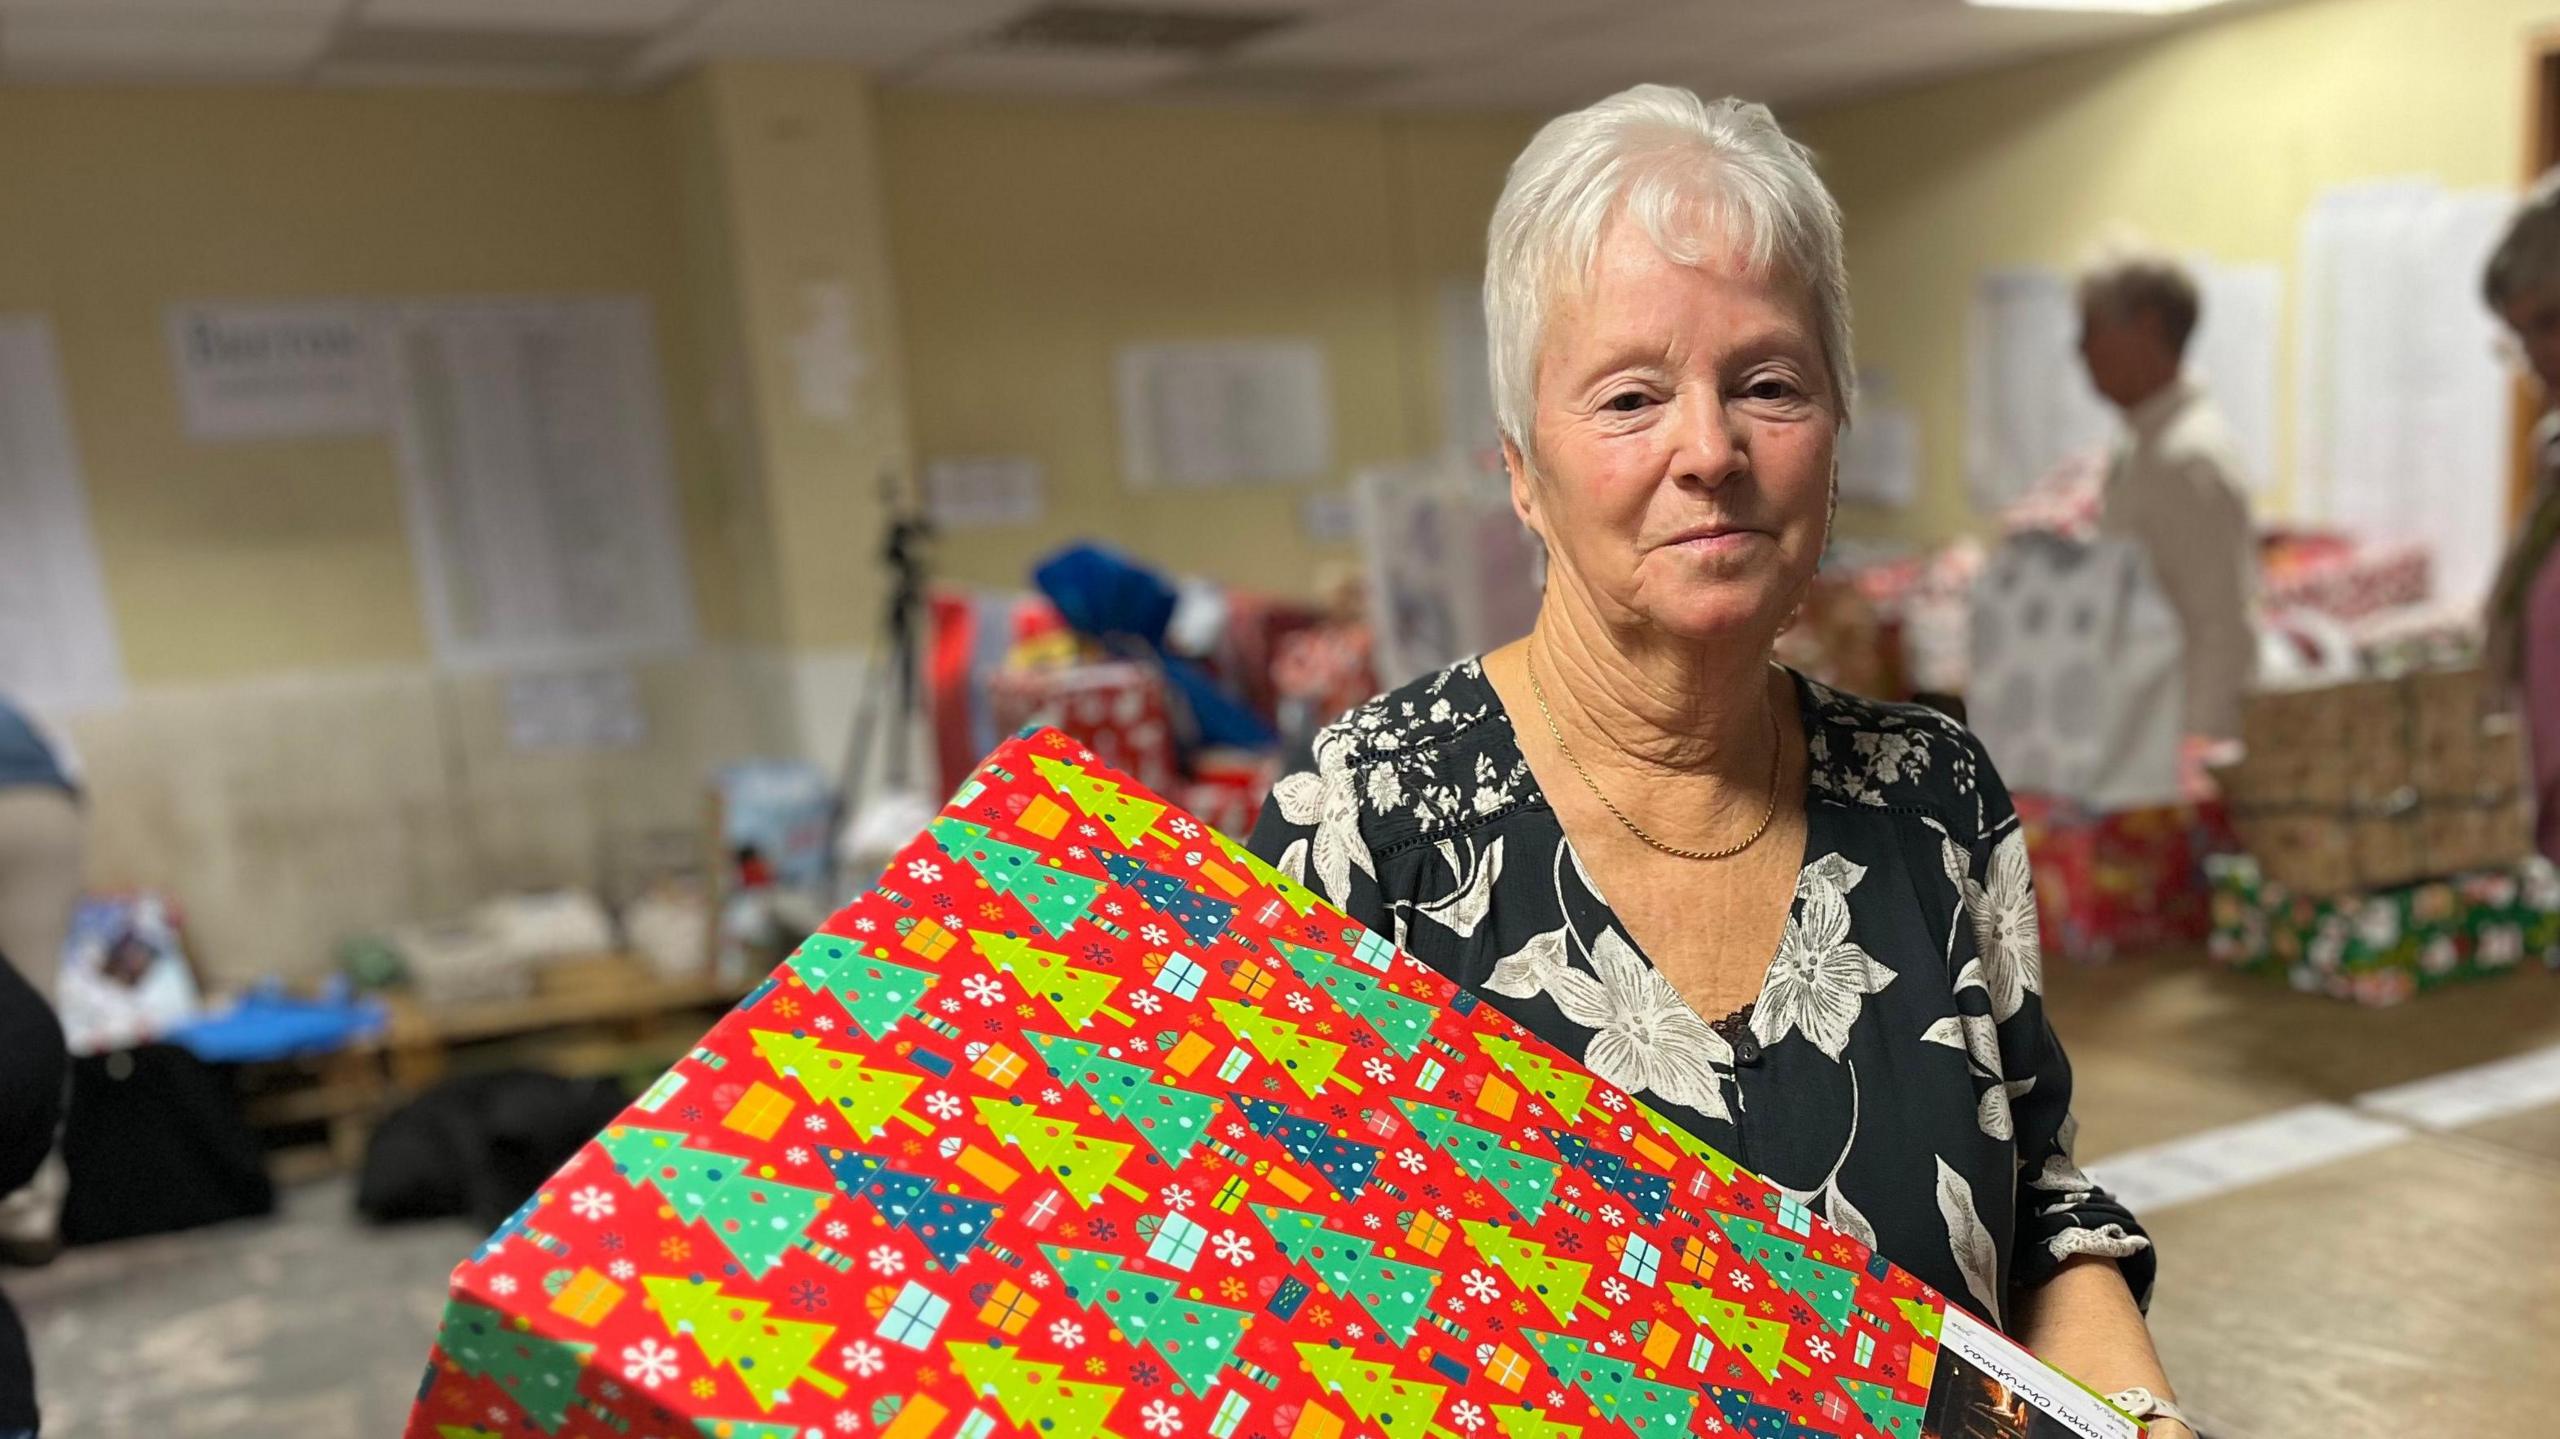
<box><xmin>1963</xmin><ymin>733</ymin><xmax>2160</xmax><ymax>1309</ymax></box>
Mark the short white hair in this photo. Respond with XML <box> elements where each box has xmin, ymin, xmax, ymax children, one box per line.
<box><xmin>1484</xmin><ymin>85</ymin><xmax>1854</xmax><ymax>460</ymax></box>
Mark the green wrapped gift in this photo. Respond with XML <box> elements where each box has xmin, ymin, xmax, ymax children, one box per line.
<box><xmin>2207</xmin><ymin>853</ymin><xmax>2560</xmax><ymax>1005</ymax></box>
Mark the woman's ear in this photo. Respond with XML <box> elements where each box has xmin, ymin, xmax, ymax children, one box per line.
<box><xmin>1502</xmin><ymin>435</ymin><xmax>1544</xmax><ymax>543</ymax></box>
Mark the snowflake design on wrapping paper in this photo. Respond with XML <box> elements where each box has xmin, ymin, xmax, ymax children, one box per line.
<box><xmin>1462</xmin><ymin>1270</ymin><xmax>1499</xmax><ymax>1302</ymax></box>
<box><xmin>1016</xmin><ymin>1002</ymin><xmax>1038</xmax><ymax>1019</ymax></box>
<box><xmin>1105</xmin><ymin>901</ymin><xmax>1125</xmax><ymax>917</ymax></box>
<box><xmin>659</xmin><ymin>1238</ymin><xmax>689</xmax><ymax>1262</ymax></box>
<box><xmin>1600</xmin><ymin>1278</ymin><xmax>1629</xmax><ymax>1305</ymax></box>
<box><xmin>790</xmin><ymin>1279</ymin><xmax>830</xmax><ymax>1313</ymax></box>
<box><xmin>600</xmin><ymin>1232</ymin><xmax>623</xmax><ymax>1253</ymax></box>
<box><xmin>773</xmin><ymin>996</ymin><xmax>802</xmax><ymax>1019</ymax></box>
<box><xmin>1131</xmin><ymin>1361</ymin><xmax>1163</xmax><ymax>1389</ymax></box>
<box><xmin>1362</xmin><ymin>1214</ymin><xmax>1382</xmax><ymax>1230</ymax></box>
<box><xmin>1169</xmin><ymin>817</ymin><xmax>1200</xmax><ymax>839</ymax></box>
<box><xmin>963</xmin><ymin>975</ymin><xmax>1005</xmax><ymax>1007</ymax></box>
<box><xmin>1219</xmin><ymin>1276</ymin><xmax>1249</xmax><ymax>1302</ymax></box>
<box><xmin>868</xmin><ymin>1246</ymin><xmax>905</xmax><ymax>1276</ymax></box>
<box><xmin>981</xmin><ymin>902</ymin><xmax>1006</xmax><ymax>921</ymax></box>
<box><xmin>836</xmin><ymin>1411</ymin><xmax>861</xmax><ymax>1433</ymax></box>
<box><xmin>489</xmin><ymin>1275</ymin><xmax>517</xmax><ymax>1297</ymax></box>
<box><xmin>1089</xmin><ymin>1219</ymin><xmax>1119</xmax><ymax>1241</ymax></box>
<box><xmin>827</xmin><ymin>1220</ymin><xmax>852</xmax><ymax>1240</ymax></box>
<box><xmin>853</xmin><ymin>918</ymin><xmax>876</xmax><ymax>934</ymax></box>
<box><xmin>569</xmin><ymin>1186</ymin><xmax>615</xmax><ymax>1221</ymax></box>
<box><xmin>1162</xmin><ymin>1185</ymin><xmax>1195</xmax><ymax>1212</ymax></box>
<box><xmin>786</xmin><ymin>1147</ymin><xmax>810</xmax><ymax>1166</ymax></box>
<box><xmin>609</xmin><ymin>1259</ymin><xmax>635</xmax><ymax>1281</ymax></box>
<box><xmin>1286</xmin><ymin>993</ymin><xmax>1313</xmax><ymax>1013</ymax></box>
<box><xmin>1131</xmin><ymin>990</ymin><xmax>1164</xmax><ymax>1015</ymax></box>
<box><xmin>1141</xmin><ymin>925</ymin><xmax>1171</xmax><ymax>946</ymax></box>
<box><xmin>623</xmin><ymin>1339</ymin><xmax>680</xmax><ymax>1388</ymax></box>
<box><xmin>1083</xmin><ymin>942</ymin><xmax>1113</xmax><ymax>963</ymax></box>
<box><xmin>1085</xmin><ymin>1358</ymin><xmax>1109</xmax><ymax>1377</ymax></box>
<box><xmin>1051</xmin><ymin>1318</ymin><xmax>1086</xmax><ymax>1349</ymax></box>
<box><xmin>1807</xmin><ymin>1335</ymin><xmax>1836</xmax><ymax>1362</ymax></box>
<box><xmin>805</xmin><ymin>1114</ymin><xmax>831</xmax><ymax>1133</ymax></box>
<box><xmin>1452</xmin><ymin>1402</ymin><xmax>1487</xmax><ymax>1432</ymax></box>
<box><xmin>814</xmin><ymin>1015</ymin><xmax>836</xmax><ymax>1033</ymax></box>
<box><xmin>1598</xmin><ymin>1205</ymin><xmax>1623</xmax><ymax>1228</ymax></box>
<box><xmin>690</xmin><ymin>1378</ymin><xmax>717</xmax><ymax>1400</ymax></box>
<box><xmin>1142</xmin><ymin>1401</ymin><xmax>1185</xmax><ymax>1437</ymax></box>
<box><xmin>1345</xmin><ymin>1321</ymin><xmax>1367</xmax><ymax>1340</ymax></box>
<box><xmin>1729</xmin><ymin>1270</ymin><xmax>1754</xmax><ymax>1291</ymax></box>
<box><xmin>1362</xmin><ymin>1058</ymin><xmax>1394</xmax><ymax>1084</ymax></box>
<box><xmin>1225</xmin><ymin>1123</ymin><xmax>1248</xmax><ymax>1140</ymax></box>
<box><xmin>907</xmin><ymin>859</ymin><xmax>943</xmax><ymax>883</ymax></box>
<box><xmin>489</xmin><ymin>1407</ymin><xmax>509</xmax><ymax>1425</ymax></box>
<box><xmin>842</xmin><ymin>1342</ymin><xmax>887</xmax><ymax>1378</ymax></box>
<box><xmin>1042</xmin><ymin>1087</ymin><xmax>1067</xmax><ymax>1105</ymax></box>
<box><xmin>1396</xmin><ymin>1150</ymin><xmax>1426</xmax><ymax>1174</ymax></box>
<box><xmin>1212</xmin><ymin>1231</ymin><xmax>1253</xmax><ymax>1264</ymax></box>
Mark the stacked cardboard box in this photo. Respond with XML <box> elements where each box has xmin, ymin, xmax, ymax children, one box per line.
<box><xmin>2219</xmin><ymin>666</ymin><xmax>2530</xmax><ymax>895</ymax></box>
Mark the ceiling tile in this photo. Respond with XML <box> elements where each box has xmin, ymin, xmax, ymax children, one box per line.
<box><xmin>1</xmin><ymin>8</ymin><xmax>331</xmax><ymax>77</ymax></box>
<box><xmin>355</xmin><ymin>0</ymin><xmax>692</xmax><ymax>34</ymax></box>
<box><xmin>1238</xmin><ymin>0</ymin><xmax>1587</xmax><ymax>68</ymax></box>
<box><xmin>0</xmin><ymin>0</ymin><xmax>345</xmax><ymax>14</ymax></box>
<box><xmin>903</xmin><ymin>45</ymin><xmax>1197</xmax><ymax>97</ymax></box>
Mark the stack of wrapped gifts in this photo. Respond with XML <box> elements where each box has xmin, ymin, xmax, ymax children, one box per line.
<box><xmin>405</xmin><ymin>730</ymin><xmax>2138</xmax><ymax>1439</ymax></box>
<box><xmin>2208</xmin><ymin>665</ymin><xmax>2553</xmax><ymax>1003</ymax></box>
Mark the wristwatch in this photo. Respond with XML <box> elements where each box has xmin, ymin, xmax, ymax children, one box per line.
<box><xmin>2105</xmin><ymin>1387</ymin><xmax>2196</xmax><ymax>1436</ymax></box>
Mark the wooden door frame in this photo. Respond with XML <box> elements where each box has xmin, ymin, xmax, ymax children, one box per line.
<box><xmin>2515</xmin><ymin>30</ymin><xmax>2560</xmax><ymax>523</ymax></box>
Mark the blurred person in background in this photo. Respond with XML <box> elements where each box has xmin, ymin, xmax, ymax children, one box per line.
<box><xmin>0</xmin><ymin>695</ymin><xmax>79</xmax><ymax>1435</ymax></box>
<box><xmin>2484</xmin><ymin>169</ymin><xmax>2560</xmax><ymax>862</ymax></box>
<box><xmin>1255</xmin><ymin>85</ymin><xmax>2189</xmax><ymax>1438</ymax></box>
<box><xmin>2078</xmin><ymin>249</ymin><xmax>2258</xmax><ymax>743</ymax></box>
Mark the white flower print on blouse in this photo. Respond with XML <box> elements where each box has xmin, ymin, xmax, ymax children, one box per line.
<box><xmin>1752</xmin><ymin>865</ymin><xmax>1895</xmax><ymax>1061</ymax></box>
<box><xmin>1531</xmin><ymin>929</ymin><xmax>1734</xmax><ymax>1123</ymax></box>
<box><xmin>1964</xmin><ymin>829</ymin><xmax>2043</xmax><ymax>1022</ymax></box>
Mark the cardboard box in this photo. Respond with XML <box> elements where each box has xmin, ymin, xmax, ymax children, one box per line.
<box><xmin>408</xmin><ymin>730</ymin><xmax>2133</xmax><ymax>1439</ymax></box>
<box><xmin>2222</xmin><ymin>666</ymin><xmax>2531</xmax><ymax>895</ymax></box>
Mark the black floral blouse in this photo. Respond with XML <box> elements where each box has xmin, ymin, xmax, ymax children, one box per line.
<box><xmin>1246</xmin><ymin>659</ymin><xmax>2155</xmax><ymax>1328</ymax></box>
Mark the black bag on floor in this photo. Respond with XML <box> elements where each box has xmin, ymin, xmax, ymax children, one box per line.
<box><xmin>59</xmin><ymin>1043</ymin><xmax>274</xmax><ymax>1246</ymax></box>
<box><xmin>357</xmin><ymin>1069</ymin><xmax>626</xmax><ymax>1232</ymax></box>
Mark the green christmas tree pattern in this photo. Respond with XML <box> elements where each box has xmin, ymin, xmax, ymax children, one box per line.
<box><xmin>1248</xmin><ymin>1203</ymin><xmax>1438</xmax><ymax>1342</ymax></box>
<box><xmin>434</xmin><ymin>1298</ymin><xmax>591</xmax><ymax>1435</ymax></box>
<box><xmin>1101</xmin><ymin>852</ymin><xmax>1235</xmax><ymax>948</ymax></box>
<box><xmin>1230</xmin><ymin>1095</ymin><xmax>1379</xmax><ymax>1197</ymax></box>
<box><xmin>1208</xmin><ymin>998</ymin><xmax>1363</xmax><ymax>1096</ymax></box>
<box><xmin>973</xmin><ymin>1096</ymin><xmax>1147</xmax><ymax>1205</ymax></box>
<box><xmin>1292</xmin><ymin>1343</ymin><xmax>1459</xmax><ymax>1439</ymax></box>
<box><xmin>1490</xmin><ymin>1406</ymin><xmax>1584</xmax><ymax>1439</ymax></box>
<box><xmin>946</xmin><ymin>1340</ymin><xmax>1128</xmax><ymax>1439</ymax></box>
<box><xmin>1517</xmin><ymin>1330</ymin><xmax>1696</xmax><ymax>1438</ymax></box>
<box><xmin>971</xmin><ymin>931</ymin><xmax>1135</xmax><ymax>1029</ymax></box>
<box><xmin>1456</xmin><ymin>1220</ymin><xmax>1607</xmax><ymax>1325</ymax></box>
<box><xmin>1391</xmin><ymin>1098</ymin><xmax>1557</xmax><ymax>1221</ymax></box>
<box><xmin>597</xmin><ymin>1126</ymin><xmax>828</xmax><ymax>1280</ymax></box>
<box><xmin>695</xmin><ymin>1420</ymin><xmax>806</xmax><ymax>1439</ymax></box>
<box><xmin>1212</xmin><ymin>831</ymin><xmax>1319</xmax><ymax>916</ymax></box>
<box><xmin>1709</xmin><ymin>1211</ymin><xmax>1859</xmax><ymax>1335</ymax></box>
<box><xmin>1629</xmin><ymin>1099</ymin><xmax>1744</xmax><ymax>1187</ymax></box>
<box><xmin>1475</xmin><ymin>1033</ymin><xmax>1593</xmax><ymax>1122</ymax></box>
<box><xmin>749</xmin><ymin>1028</ymin><xmax>931</xmax><ymax>1140</ymax></box>
<box><xmin>932</xmin><ymin>817</ymin><xmax>1105</xmax><ymax>935</ymax></box>
<box><xmin>1274</xmin><ymin>942</ymin><xmax>1436</xmax><ymax>1057</ymax></box>
<box><xmin>1042</xmin><ymin>1244</ymin><xmax>1251</xmax><ymax>1395</ymax></box>
<box><xmin>1027</xmin><ymin>1030</ymin><xmax>1224</xmax><ymax>1164</ymax></box>
<box><xmin>1894</xmin><ymin>1297</ymin><xmax>1943</xmax><ymax>1341</ymax></box>
<box><xmin>787</xmin><ymin>936</ymin><xmax>935</xmax><ymax>1040</ymax></box>
<box><xmin>643</xmin><ymin>1275</ymin><xmax>847</xmax><ymax>1412</ymax></box>
<box><xmin>1835</xmin><ymin>1378</ymin><xmax>1926</xmax><ymax>1439</ymax></box>
<box><xmin>1033</xmin><ymin>754</ymin><xmax>1168</xmax><ymax>847</ymax></box>
<box><xmin>1667</xmin><ymin>1283</ymin><xmax>1810</xmax><ymax>1385</ymax></box>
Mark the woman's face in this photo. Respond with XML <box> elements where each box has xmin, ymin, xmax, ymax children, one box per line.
<box><xmin>2506</xmin><ymin>285</ymin><xmax>2560</xmax><ymax>399</ymax></box>
<box><xmin>1508</xmin><ymin>217</ymin><xmax>1838</xmax><ymax>649</ymax></box>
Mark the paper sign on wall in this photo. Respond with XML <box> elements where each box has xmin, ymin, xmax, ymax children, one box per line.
<box><xmin>167</xmin><ymin>302</ymin><xmax>386</xmax><ymax>440</ymax></box>
<box><xmin>0</xmin><ymin>316</ymin><xmax>125</xmax><ymax>713</ymax></box>
<box><xmin>925</xmin><ymin>455</ymin><xmax>1045</xmax><ymax>530</ymax></box>
<box><xmin>1116</xmin><ymin>339</ymin><xmax>1333</xmax><ymax>489</ymax></box>
<box><xmin>1839</xmin><ymin>369</ymin><xmax>1920</xmax><ymax>509</ymax></box>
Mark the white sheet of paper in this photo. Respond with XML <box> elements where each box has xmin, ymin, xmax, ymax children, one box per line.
<box><xmin>2187</xmin><ymin>259</ymin><xmax>2283</xmax><ymax>494</ymax></box>
<box><xmin>2294</xmin><ymin>181</ymin><xmax>2513</xmax><ymax>608</ymax></box>
<box><xmin>1116</xmin><ymin>340</ymin><xmax>1333</xmax><ymax>489</ymax></box>
<box><xmin>1355</xmin><ymin>454</ymin><xmax>1544</xmax><ymax>687</ymax></box>
<box><xmin>1966</xmin><ymin>268</ymin><xmax>2115</xmax><ymax>512</ymax></box>
<box><xmin>925</xmin><ymin>455</ymin><xmax>1045</xmax><ymax>530</ymax></box>
<box><xmin>1837</xmin><ymin>372</ymin><xmax>1920</xmax><ymax>509</ymax></box>
<box><xmin>387</xmin><ymin>297</ymin><xmax>696</xmax><ymax>671</ymax></box>
<box><xmin>0</xmin><ymin>316</ymin><xmax>125</xmax><ymax>713</ymax></box>
<box><xmin>505</xmin><ymin>667</ymin><xmax>647</xmax><ymax>751</ymax></box>
<box><xmin>789</xmin><ymin>280</ymin><xmax>869</xmax><ymax>423</ymax></box>
<box><xmin>167</xmin><ymin>301</ymin><xmax>387</xmax><ymax>440</ymax></box>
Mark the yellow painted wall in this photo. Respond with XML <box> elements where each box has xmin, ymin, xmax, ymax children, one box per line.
<box><xmin>0</xmin><ymin>86</ymin><xmax>736</xmax><ymax>681</ymax></box>
<box><xmin>1792</xmin><ymin>0</ymin><xmax>2558</xmax><ymax>544</ymax></box>
<box><xmin>879</xmin><ymin>95</ymin><xmax>1534</xmax><ymax>596</ymax></box>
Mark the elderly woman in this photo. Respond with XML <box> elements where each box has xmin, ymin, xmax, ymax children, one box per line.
<box><xmin>1250</xmin><ymin>87</ymin><xmax>2186</xmax><ymax>1434</ymax></box>
<box><xmin>2485</xmin><ymin>169</ymin><xmax>2560</xmax><ymax>862</ymax></box>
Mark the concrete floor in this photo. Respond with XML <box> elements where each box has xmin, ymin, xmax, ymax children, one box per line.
<box><xmin>10</xmin><ymin>952</ymin><xmax>2560</xmax><ymax>1439</ymax></box>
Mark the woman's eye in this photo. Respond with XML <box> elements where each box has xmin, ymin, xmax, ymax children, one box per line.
<box><xmin>1745</xmin><ymin>378</ymin><xmax>1799</xmax><ymax>401</ymax></box>
<box><xmin>1604</xmin><ymin>391</ymin><xmax>1650</xmax><ymax>413</ymax></box>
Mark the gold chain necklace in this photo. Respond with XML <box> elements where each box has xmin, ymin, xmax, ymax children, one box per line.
<box><xmin>1524</xmin><ymin>645</ymin><xmax>1783</xmax><ymax>862</ymax></box>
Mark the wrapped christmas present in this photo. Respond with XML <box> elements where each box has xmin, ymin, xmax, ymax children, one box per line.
<box><xmin>2219</xmin><ymin>666</ymin><xmax>2530</xmax><ymax>896</ymax></box>
<box><xmin>1969</xmin><ymin>535</ymin><xmax>2185</xmax><ymax>812</ymax></box>
<box><xmin>988</xmin><ymin>661</ymin><xmax>1180</xmax><ymax>797</ymax></box>
<box><xmin>406</xmin><ymin>729</ymin><xmax>2138</xmax><ymax>1439</ymax></box>
<box><xmin>2207</xmin><ymin>853</ymin><xmax>2560</xmax><ymax>1006</ymax></box>
<box><xmin>1775</xmin><ymin>576</ymin><xmax>1902</xmax><ymax>703</ymax></box>
<box><xmin>2013</xmin><ymin>796</ymin><xmax>2233</xmax><ymax>965</ymax></box>
<box><xmin>2258</xmin><ymin>533</ymin><xmax>2432</xmax><ymax>625</ymax></box>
